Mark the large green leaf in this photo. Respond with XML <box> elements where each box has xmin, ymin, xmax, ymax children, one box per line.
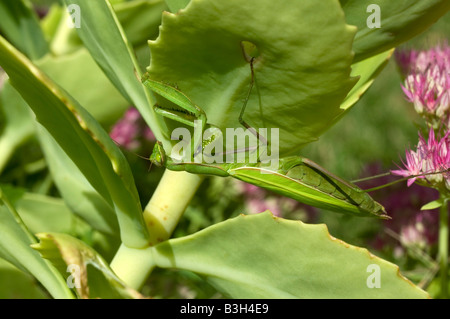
<box><xmin>341</xmin><ymin>0</ymin><xmax>450</xmax><ymax>62</ymax></box>
<box><xmin>62</xmin><ymin>0</ymin><xmax>168</xmax><ymax>144</ymax></box>
<box><xmin>0</xmin><ymin>0</ymin><xmax>49</xmax><ymax>59</ymax></box>
<box><xmin>151</xmin><ymin>212</ymin><xmax>429</xmax><ymax>298</ymax></box>
<box><xmin>0</xmin><ymin>35</ymin><xmax>149</xmax><ymax>248</ymax></box>
<box><xmin>147</xmin><ymin>0</ymin><xmax>357</xmax><ymax>156</ymax></box>
<box><xmin>32</xmin><ymin>232</ymin><xmax>145</xmax><ymax>299</ymax></box>
<box><xmin>0</xmin><ymin>188</ymin><xmax>74</xmax><ymax>299</ymax></box>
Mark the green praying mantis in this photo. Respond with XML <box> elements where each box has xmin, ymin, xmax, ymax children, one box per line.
<box><xmin>141</xmin><ymin>58</ymin><xmax>390</xmax><ymax>219</ymax></box>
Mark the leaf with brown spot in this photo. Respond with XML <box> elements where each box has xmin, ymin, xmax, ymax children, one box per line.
<box><xmin>32</xmin><ymin>233</ymin><xmax>147</xmax><ymax>299</ymax></box>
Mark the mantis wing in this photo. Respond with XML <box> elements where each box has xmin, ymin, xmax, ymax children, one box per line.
<box><xmin>228</xmin><ymin>164</ymin><xmax>387</xmax><ymax>219</ymax></box>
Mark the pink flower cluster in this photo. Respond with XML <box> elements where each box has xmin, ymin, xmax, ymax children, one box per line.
<box><xmin>397</xmin><ymin>44</ymin><xmax>450</xmax><ymax>127</ymax></box>
<box><xmin>392</xmin><ymin>129</ymin><xmax>450</xmax><ymax>190</ymax></box>
<box><xmin>109</xmin><ymin>107</ymin><xmax>155</xmax><ymax>151</ymax></box>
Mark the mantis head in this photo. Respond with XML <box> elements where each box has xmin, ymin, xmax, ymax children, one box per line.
<box><xmin>149</xmin><ymin>141</ymin><xmax>166</xmax><ymax>167</ymax></box>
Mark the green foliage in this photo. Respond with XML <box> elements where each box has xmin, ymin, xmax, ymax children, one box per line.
<box><xmin>0</xmin><ymin>0</ymin><xmax>448</xmax><ymax>299</ymax></box>
<box><xmin>341</xmin><ymin>0</ymin><xmax>450</xmax><ymax>62</ymax></box>
<box><xmin>0</xmin><ymin>187</ymin><xmax>73</xmax><ymax>298</ymax></box>
<box><xmin>61</xmin><ymin>0</ymin><xmax>169</xmax><ymax>145</ymax></box>
<box><xmin>36</xmin><ymin>48</ymin><xmax>129</xmax><ymax>126</ymax></box>
<box><xmin>148</xmin><ymin>0</ymin><xmax>357</xmax><ymax>156</ymax></box>
<box><xmin>32</xmin><ymin>232</ymin><xmax>143</xmax><ymax>299</ymax></box>
<box><xmin>0</xmin><ymin>0</ymin><xmax>49</xmax><ymax>59</ymax></box>
<box><xmin>0</xmin><ymin>35</ymin><xmax>148</xmax><ymax>248</ymax></box>
<box><xmin>0</xmin><ymin>259</ymin><xmax>48</xmax><ymax>299</ymax></box>
<box><xmin>151</xmin><ymin>212</ymin><xmax>428</xmax><ymax>298</ymax></box>
<box><xmin>0</xmin><ymin>82</ymin><xmax>35</xmax><ymax>174</ymax></box>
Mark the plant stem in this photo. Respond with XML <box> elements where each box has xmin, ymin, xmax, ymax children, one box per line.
<box><xmin>0</xmin><ymin>136</ymin><xmax>14</xmax><ymax>174</ymax></box>
<box><xmin>439</xmin><ymin>197</ymin><xmax>449</xmax><ymax>298</ymax></box>
<box><xmin>111</xmin><ymin>169</ymin><xmax>204</xmax><ymax>289</ymax></box>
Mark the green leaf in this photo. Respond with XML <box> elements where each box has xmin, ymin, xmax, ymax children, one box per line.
<box><xmin>0</xmin><ymin>188</ymin><xmax>74</xmax><ymax>299</ymax></box>
<box><xmin>421</xmin><ymin>199</ymin><xmax>444</xmax><ymax>211</ymax></box>
<box><xmin>0</xmin><ymin>81</ymin><xmax>35</xmax><ymax>173</ymax></box>
<box><xmin>14</xmin><ymin>191</ymin><xmax>88</xmax><ymax>235</ymax></box>
<box><xmin>113</xmin><ymin>0</ymin><xmax>167</xmax><ymax>46</ymax></box>
<box><xmin>36</xmin><ymin>48</ymin><xmax>129</xmax><ymax>126</ymax></box>
<box><xmin>340</xmin><ymin>0</ymin><xmax>450</xmax><ymax>62</ymax></box>
<box><xmin>0</xmin><ymin>0</ymin><xmax>49</xmax><ymax>59</ymax></box>
<box><xmin>36</xmin><ymin>125</ymin><xmax>119</xmax><ymax>235</ymax></box>
<box><xmin>164</xmin><ymin>0</ymin><xmax>190</xmax><ymax>12</ymax></box>
<box><xmin>147</xmin><ymin>0</ymin><xmax>357</xmax><ymax>156</ymax></box>
<box><xmin>0</xmin><ymin>258</ymin><xmax>48</xmax><ymax>299</ymax></box>
<box><xmin>151</xmin><ymin>212</ymin><xmax>429</xmax><ymax>298</ymax></box>
<box><xmin>1</xmin><ymin>79</ymin><xmax>120</xmax><ymax>234</ymax></box>
<box><xmin>0</xmin><ymin>35</ymin><xmax>149</xmax><ymax>248</ymax></box>
<box><xmin>337</xmin><ymin>49</ymin><xmax>394</xmax><ymax>119</ymax></box>
<box><xmin>62</xmin><ymin>0</ymin><xmax>168</xmax><ymax>144</ymax></box>
<box><xmin>40</xmin><ymin>4</ymin><xmax>83</xmax><ymax>56</ymax></box>
<box><xmin>32</xmin><ymin>232</ymin><xmax>145</xmax><ymax>299</ymax></box>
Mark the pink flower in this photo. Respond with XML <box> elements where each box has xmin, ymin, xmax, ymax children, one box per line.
<box><xmin>392</xmin><ymin>129</ymin><xmax>450</xmax><ymax>190</ymax></box>
<box><xmin>109</xmin><ymin>107</ymin><xmax>155</xmax><ymax>151</ymax></box>
<box><xmin>400</xmin><ymin>212</ymin><xmax>439</xmax><ymax>249</ymax></box>
<box><xmin>398</xmin><ymin>44</ymin><xmax>450</xmax><ymax>127</ymax></box>
<box><xmin>391</xmin><ymin>149</ymin><xmax>424</xmax><ymax>186</ymax></box>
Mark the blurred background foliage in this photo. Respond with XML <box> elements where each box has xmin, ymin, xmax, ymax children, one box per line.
<box><xmin>0</xmin><ymin>0</ymin><xmax>448</xmax><ymax>298</ymax></box>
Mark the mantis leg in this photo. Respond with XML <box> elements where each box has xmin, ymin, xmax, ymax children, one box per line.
<box><xmin>238</xmin><ymin>57</ymin><xmax>268</xmax><ymax>146</ymax></box>
<box><xmin>143</xmin><ymin>56</ymin><xmax>268</xmax><ymax>162</ymax></box>
<box><xmin>142</xmin><ymin>74</ymin><xmax>207</xmax><ymax>156</ymax></box>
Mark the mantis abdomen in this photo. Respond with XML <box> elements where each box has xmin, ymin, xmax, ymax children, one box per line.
<box><xmin>164</xmin><ymin>156</ymin><xmax>387</xmax><ymax>218</ymax></box>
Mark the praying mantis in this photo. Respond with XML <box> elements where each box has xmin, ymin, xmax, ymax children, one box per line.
<box><xmin>141</xmin><ymin>59</ymin><xmax>389</xmax><ymax>219</ymax></box>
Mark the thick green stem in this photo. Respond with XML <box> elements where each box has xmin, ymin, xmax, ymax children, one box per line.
<box><xmin>439</xmin><ymin>198</ymin><xmax>448</xmax><ymax>298</ymax></box>
<box><xmin>111</xmin><ymin>169</ymin><xmax>204</xmax><ymax>289</ymax></box>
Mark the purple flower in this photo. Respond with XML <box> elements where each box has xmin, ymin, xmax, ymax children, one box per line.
<box><xmin>395</xmin><ymin>49</ymin><xmax>419</xmax><ymax>76</ymax></box>
<box><xmin>399</xmin><ymin>212</ymin><xmax>439</xmax><ymax>248</ymax></box>
<box><xmin>361</xmin><ymin>163</ymin><xmax>441</xmax><ymax>254</ymax></box>
<box><xmin>109</xmin><ymin>107</ymin><xmax>155</xmax><ymax>151</ymax></box>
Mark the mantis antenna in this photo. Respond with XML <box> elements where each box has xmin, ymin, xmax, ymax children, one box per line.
<box><xmin>353</xmin><ymin>168</ymin><xmax>450</xmax><ymax>193</ymax></box>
